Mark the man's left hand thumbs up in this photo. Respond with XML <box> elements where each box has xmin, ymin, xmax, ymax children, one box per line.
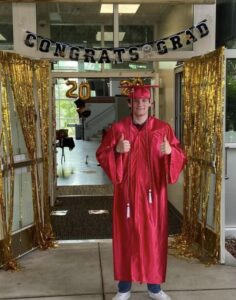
<box><xmin>160</xmin><ymin>135</ymin><xmax>172</xmax><ymax>155</ymax></box>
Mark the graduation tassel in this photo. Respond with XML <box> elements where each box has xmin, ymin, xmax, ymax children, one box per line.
<box><xmin>148</xmin><ymin>188</ymin><xmax>152</xmax><ymax>204</ymax></box>
<box><xmin>126</xmin><ymin>203</ymin><xmax>131</xmax><ymax>218</ymax></box>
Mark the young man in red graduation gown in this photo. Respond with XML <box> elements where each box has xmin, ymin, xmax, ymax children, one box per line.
<box><xmin>96</xmin><ymin>85</ymin><xmax>186</xmax><ymax>300</ymax></box>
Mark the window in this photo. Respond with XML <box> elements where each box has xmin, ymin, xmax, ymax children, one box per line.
<box><xmin>0</xmin><ymin>3</ymin><xmax>13</xmax><ymax>50</ymax></box>
<box><xmin>37</xmin><ymin>2</ymin><xmax>193</xmax><ymax>70</ymax></box>
<box><xmin>55</xmin><ymin>78</ymin><xmax>80</xmax><ymax>136</ymax></box>
<box><xmin>225</xmin><ymin>59</ymin><xmax>236</xmax><ymax>142</ymax></box>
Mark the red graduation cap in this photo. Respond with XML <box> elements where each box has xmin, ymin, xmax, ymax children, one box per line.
<box><xmin>120</xmin><ymin>83</ymin><xmax>159</xmax><ymax>100</ymax></box>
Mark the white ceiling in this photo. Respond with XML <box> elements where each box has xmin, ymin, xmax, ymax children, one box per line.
<box><xmin>36</xmin><ymin>3</ymin><xmax>171</xmax><ymax>25</ymax></box>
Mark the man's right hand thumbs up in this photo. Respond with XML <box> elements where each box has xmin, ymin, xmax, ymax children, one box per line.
<box><xmin>116</xmin><ymin>133</ymin><xmax>131</xmax><ymax>153</ymax></box>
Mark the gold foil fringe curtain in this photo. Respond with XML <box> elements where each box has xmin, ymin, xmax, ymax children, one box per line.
<box><xmin>171</xmin><ymin>47</ymin><xmax>224</xmax><ymax>263</ymax></box>
<box><xmin>34</xmin><ymin>61</ymin><xmax>54</xmax><ymax>247</ymax></box>
<box><xmin>0</xmin><ymin>58</ymin><xmax>16</xmax><ymax>270</ymax></box>
<box><xmin>0</xmin><ymin>52</ymin><xmax>55</xmax><ymax>270</ymax></box>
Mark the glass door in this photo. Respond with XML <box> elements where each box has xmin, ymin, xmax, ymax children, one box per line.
<box><xmin>224</xmin><ymin>55</ymin><xmax>236</xmax><ymax>265</ymax></box>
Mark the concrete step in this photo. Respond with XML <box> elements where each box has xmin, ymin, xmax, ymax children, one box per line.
<box><xmin>56</xmin><ymin>184</ymin><xmax>113</xmax><ymax>196</ymax></box>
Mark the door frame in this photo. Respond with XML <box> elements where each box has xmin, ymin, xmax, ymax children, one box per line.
<box><xmin>221</xmin><ymin>49</ymin><xmax>236</xmax><ymax>264</ymax></box>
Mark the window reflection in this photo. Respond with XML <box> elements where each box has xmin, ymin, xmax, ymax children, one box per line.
<box><xmin>226</xmin><ymin>59</ymin><xmax>236</xmax><ymax>143</ymax></box>
<box><xmin>0</xmin><ymin>3</ymin><xmax>13</xmax><ymax>50</ymax></box>
<box><xmin>121</xmin><ymin>25</ymin><xmax>153</xmax><ymax>47</ymax></box>
<box><xmin>50</xmin><ymin>25</ymin><xmax>101</xmax><ymax>49</ymax></box>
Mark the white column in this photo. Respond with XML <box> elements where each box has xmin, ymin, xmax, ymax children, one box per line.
<box><xmin>113</xmin><ymin>4</ymin><xmax>119</xmax><ymax>48</ymax></box>
<box><xmin>193</xmin><ymin>4</ymin><xmax>216</xmax><ymax>53</ymax></box>
<box><xmin>153</xmin><ymin>73</ymin><xmax>160</xmax><ymax>118</ymax></box>
<box><xmin>12</xmin><ymin>3</ymin><xmax>37</xmax><ymax>57</ymax></box>
<box><xmin>101</xmin><ymin>24</ymin><xmax>105</xmax><ymax>48</ymax></box>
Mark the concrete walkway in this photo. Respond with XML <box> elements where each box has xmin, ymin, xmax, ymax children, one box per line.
<box><xmin>0</xmin><ymin>241</ymin><xmax>236</xmax><ymax>300</ymax></box>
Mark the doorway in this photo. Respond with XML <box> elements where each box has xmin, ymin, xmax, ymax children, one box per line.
<box><xmin>50</xmin><ymin>67</ymin><xmax>184</xmax><ymax>240</ymax></box>
<box><xmin>51</xmin><ymin>72</ymin><xmax>151</xmax><ymax>240</ymax></box>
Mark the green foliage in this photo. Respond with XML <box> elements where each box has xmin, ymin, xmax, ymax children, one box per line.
<box><xmin>56</xmin><ymin>99</ymin><xmax>78</xmax><ymax>135</ymax></box>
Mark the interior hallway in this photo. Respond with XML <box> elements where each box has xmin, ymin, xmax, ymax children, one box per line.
<box><xmin>56</xmin><ymin>140</ymin><xmax>110</xmax><ymax>186</ymax></box>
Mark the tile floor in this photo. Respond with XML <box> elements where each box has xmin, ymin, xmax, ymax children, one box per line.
<box><xmin>57</xmin><ymin>139</ymin><xmax>110</xmax><ymax>186</ymax></box>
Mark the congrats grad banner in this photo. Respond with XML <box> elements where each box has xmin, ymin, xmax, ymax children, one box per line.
<box><xmin>24</xmin><ymin>19</ymin><xmax>209</xmax><ymax>63</ymax></box>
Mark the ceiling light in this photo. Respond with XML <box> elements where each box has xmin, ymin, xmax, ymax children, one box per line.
<box><xmin>96</xmin><ymin>31</ymin><xmax>126</xmax><ymax>42</ymax></box>
<box><xmin>100</xmin><ymin>4</ymin><xmax>140</xmax><ymax>14</ymax></box>
<box><xmin>0</xmin><ymin>33</ymin><xmax>6</xmax><ymax>41</ymax></box>
<box><xmin>100</xmin><ymin>4</ymin><xmax>113</xmax><ymax>13</ymax></box>
<box><xmin>119</xmin><ymin>4</ymin><xmax>140</xmax><ymax>14</ymax></box>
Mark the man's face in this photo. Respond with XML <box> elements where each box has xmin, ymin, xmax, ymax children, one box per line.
<box><xmin>128</xmin><ymin>98</ymin><xmax>151</xmax><ymax>117</ymax></box>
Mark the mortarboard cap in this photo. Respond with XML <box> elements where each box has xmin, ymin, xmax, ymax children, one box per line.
<box><xmin>120</xmin><ymin>83</ymin><xmax>159</xmax><ymax>100</ymax></box>
<box><xmin>130</xmin><ymin>85</ymin><xmax>151</xmax><ymax>99</ymax></box>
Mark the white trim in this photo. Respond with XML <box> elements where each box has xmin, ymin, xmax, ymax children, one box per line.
<box><xmin>12</xmin><ymin>224</ymin><xmax>34</xmax><ymax>235</ymax></box>
<box><xmin>51</xmin><ymin>71</ymin><xmax>155</xmax><ymax>79</ymax></box>
<box><xmin>222</xmin><ymin>51</ymin><xmax>236</xmax><ymax>264</ymax></box>
<box><xmin>225</xmin><ymin>228</ymin><xmax>236</xmax><ymax>239</ymax></box>
<box><xmin>220</xmin><ymin>55</ymin><xmax>227</xmax><ymax>264</ymax></box>
<box><xmin>58</xmin><ymin>239</ymin><xmax>112</xmax><ymax>244</ymax></box>
<box><xmin>225</xmin><ymin>143</ymin><xmax>236</xmax><ymax>148</ymax></box>
<box><xmin>225</xmin><ymin>49</ymin><xmax>236</xmax><ymax>58</ymax></box>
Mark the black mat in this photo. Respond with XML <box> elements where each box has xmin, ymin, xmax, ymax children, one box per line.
<box><xmin>51</xmin><ymin>195</ymin><xmax>182</xmax><ymax>240</ymax></box>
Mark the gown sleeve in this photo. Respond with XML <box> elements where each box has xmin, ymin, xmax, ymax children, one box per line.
<box><xmin>165</xmin><ymin>125</ymin><xmax>186</xmax><ymax>184</ymax></box>
<box><xmin>96</xmin><ymin>125</ymin><xmax>124</xmax><ymax>184</ymax></box>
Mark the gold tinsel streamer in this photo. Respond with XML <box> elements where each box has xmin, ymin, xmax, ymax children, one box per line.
<box><xmin>5</xmin><ymin>53</ymin><xmax>46</xmax><ymax>250</ymax></box>
<box><xmin>34</xmin><ymin>61</ymin><xmax>55</xmax><ymax>248</ymax></box>
<box><xmin>0</xmin><ymin>52</ymin><xmax>56</xmax><ymax>270</ymax></box>
<box><xmin>170</xmin><ymin>47</ymin><xmax>224</xmax><ymax>263</ymax></box>
<box><xmin>0</xmin><ymin>54</ymin><xmax>19</xmax><ymax>270</ymax></box>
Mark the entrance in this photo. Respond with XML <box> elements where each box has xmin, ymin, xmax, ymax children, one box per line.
<box><xmin>50</xmin><ymin>68</ymin><xmax>184</xmax><ymax>240</ymax></box>
<box><xmin>1</xmin><ymin>52</ymin><xmax>229</xmax><ymax>265</ymax></box>
<box><xmin>51</xmin><ymin>72</ymin><xmax>153</xmax><ymax>240</ymax></box>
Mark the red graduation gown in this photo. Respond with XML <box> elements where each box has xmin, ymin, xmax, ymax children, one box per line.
<box><xmin>96</xmin><ymin>116</ymin><xmax>186</xmax><ymax>284</ymax></box>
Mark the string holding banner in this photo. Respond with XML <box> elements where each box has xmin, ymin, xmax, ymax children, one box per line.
<box><xmin>24</xmin><ymin>19</ymin><xmax>209</xmax><ymax>63</ymax></box>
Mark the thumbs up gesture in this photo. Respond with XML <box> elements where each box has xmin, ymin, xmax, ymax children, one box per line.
<box><xmin>116</xmin><ymin>133</ymin><xmax>131</xmax><ymax>153</ymax></box>
<box><xmin>160</xmin><ymin>135</ymin><xmax>172</xmax><ymax>155</ymax></box>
